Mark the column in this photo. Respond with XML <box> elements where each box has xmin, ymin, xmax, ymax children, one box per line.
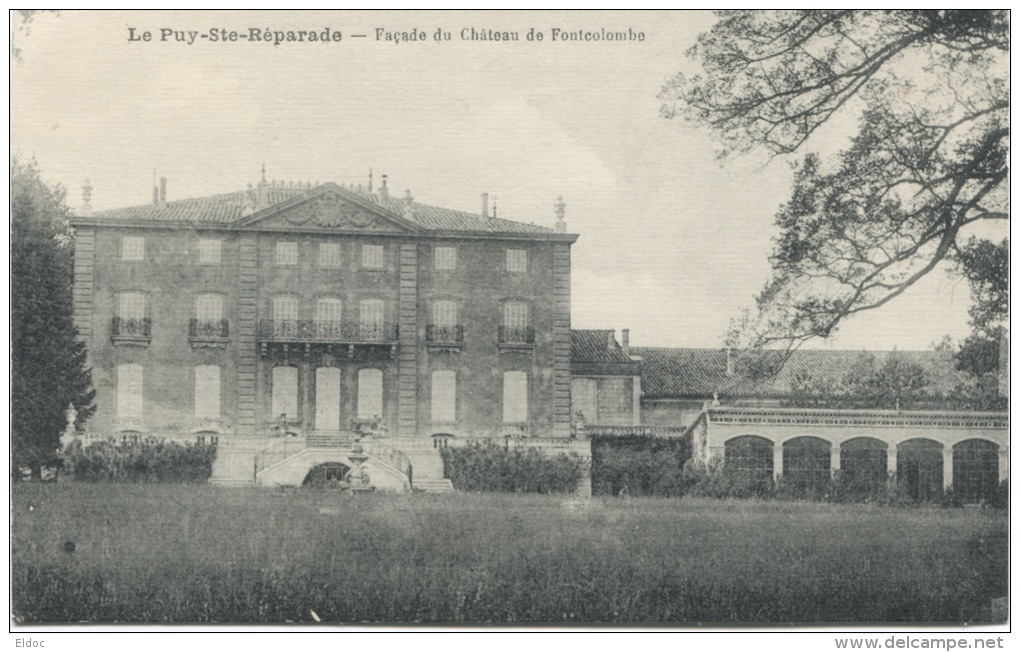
<box><xmin>943</xmin><ymin>448</ymin><xmax>954</xmax><ymax>490</ymax></box>
<box><xmin>887</xmin><ymin>446</ymin><xmax>898</xmax><ymax>490</ymax></box>
<box><xmin>773</xmin><ymin>442</ymin><xmax>783</xmax><ymax>480</ymax></box>
<box><xmin>999</xmin><ymin>446</ymin><xmax>1009</xmax><ymax>483</ymax></box>
<box><xmin>830</xmin><ymin>445</ymin><xmax>841</xmax><ymax>475</ymax></box>
<box><xmin>72</xmin><ymin>226</ymin><xmax>96</xmax><ymax>344</ymax></box>
<box><xmin>551</xmin><ymin>243</ymin><xmax>572</xmax><ymax>438</ymax></box>
<box><xmin>236</xmin><ymin>235</ymin><xmax>258</xmax><ymax>435</ymax></box>
<box><xmin>396</xmin><ymin>244</ymin><xmax>418</xmax><ymax>437</ymax></box>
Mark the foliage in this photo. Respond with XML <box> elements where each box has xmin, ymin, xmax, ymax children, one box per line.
<box><xmin>12</xmin><ymin>159</ymin><xmax>96</xmax><ymax>480</ymax></box>
<box><xmin>782</xmin><ymin>351</ymin><xmax>933</xmax><ymax>409</ymax></box>
<box><xmin>63</xmin><ymin>435</ymin><xmax>217</xmax><ymax>483</ymax></box>
<box><xmin>661</xmin><ymin>10</ymin><xmax>1009</xmax><ymax>349</ymax></box>
<box><xmin>590</xmin><ymin>435</ymin><xmax>692</xmax><ymax>497</ymax></box>
<box><xmin>440</xmin><ymin>443</ymin><xmax>583</xmax><ymax>494</ymax></box>
<box><xmin>11</xmin><ymin>486</ymin><xmax>1007</xmax><ymax>622</ymax></box>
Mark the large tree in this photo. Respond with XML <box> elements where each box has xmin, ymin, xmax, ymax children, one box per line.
<box><xmin>11</xmin><ymin>159</ymin><xmax>96</xmax><ymax>479</ymax></box>
<box><xmin>660</xmin><ymin>10</ymin><xmax>1008</xmax><ymax>350</ymax></box>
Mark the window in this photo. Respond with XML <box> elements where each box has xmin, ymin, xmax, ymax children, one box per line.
<box><xmin>724</xmin><ymin>436</ymin><xmax>774</xmax><ymax>494</ymax></box>
<box><xmin>273</xmin><ymin>296</ymin><xmax>299</xmax><ymax>338</ymax></box>
<box><xmin>506</xmin><ymin>248</ymin><xmax>527</xmax><ymax>272</ymax></box>
<box><xmin>272</xmin><ymin>366</ymin><xmax>298</xmax><ymax>420</ymax></box>
<box><xmin>276</xmin><ymin>241</ymin><xmax>298</xmax><ymax>266</ymax></box>
<box><xmin>121</xmin><ymin>236</ymin><xmax>144</xmax><ymax>261</ymax></box>
<box><xmin>504</xmin><ymin>302</ymin><xmax>529</xmax><ymax>328</ymax></box>
<box><xmin>431</xmin><ymin>370</ymin><xmax>456</xmax><ymax>423</ymax></box>
<box><xmin>195</xmin><ymin>294</ymin><xmax>222</xmax><ymax>322</ymax></box>
<box><xmin>319</xmin><ymin>242</ymin><xmax>342</xmax><ymax>268</ymax></box>
<box><xmin>360</xmin><ymin>299</ymin><xmax>385</xmax><ymax>341</ymax></box>
<box><xmin>315</xmin><ymin>298</ymin><xmax>343</xmax><ymax>339</ymax></box>
<box><xmin>502</xmin><ymin>371</ymin><xmax>528</xmax><ymax>423</ymax></box>
<box><xmin>194</xmin><ymin>366</ymin><xmax>221</xmax><ymax>419</ymax></box>
<box><xmin>433</xmin><ymin>300</ymin><xmax>458</xmax><ymax>327</ymax></box>
<box><xmin>119</xmin><ymin>292</ymin><xmax>146</xmax><ymax>320</ymax></box>
<box><xmin>357</xmin><ymin>368</ymin><xmax>383</xmax><ymax>419</ymax></box>
<box><xmin>116</xmin><ymin>364</ymin><xmax>143</xmax><ymax>419</ymax></box>
<box><xmin>782</xmin><ymin>437</ymin><xmax>831</xmax><ymax>493</ymax></box>
<box><xmin>198</xmin><ymin>239</ymin><xmax>221</xmax><ymax>264</ymax></box>
<box><xmin>362</xmin><ymin>244</ymin><xmax>384</xmax><ymax>269</ymax></box>
<box><xmin>953</xmin><ymin>439</ymin><xmax>999</xmax><ymax>503</ymax></box>
<box><xmin>435</xmin><ymin>246</ymin><xmax>457</xmax><ymax>271</ymax></box>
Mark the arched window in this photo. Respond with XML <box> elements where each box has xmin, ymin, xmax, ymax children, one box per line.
<box><xmin>431</xmin><ymin>370</ymin><xmax>456</xmax><ymax>424</ymax></box>
<box><xmin>782</xmin><ymin>436</ymin><xmax>831</xmax><ymax>493</ymax></box>
<box><xmin>315</xmin><ymin>367</ymin><xmax>341</xmax><ymax>432</ymax></box>
<box><xmin>315</xmin><ymin>298</ymin><xmax>343</xmax><ymax>339</ymax></box>
<box><xmin>953</xmin><ymin>439</ymin><xmax>999</xmax><ymax>503</ymax></box>
<box><xmin>502</xmin><ymin>371</ymin><xmax>528</xmax><ymax>423</ymax></box>
<box><xmin>724</xmin><ymin>435</ymin><xmax>773</xmax><ymax>494</ymax></box>
<box><xmin>897</xmin><ymin>439</ymin><xmax>943</xmax><ymax>502</ymax></box>
<box><xmin>272</xmin><ymin>366</ymin><xmax>298</xmax><ymax>420</ymax></box>
<box><xmin>840</xmin><ymin>437</ymin><xmax>888</xmax><ymax>492</ymax></box>
<box><xmin>194</xmin><ymin>365</ymin><xmax>221</xmax><ymax>419</ymax></box>
<box><xmin>359</xmin><ymin>299</ymin><xmax>385</xmax><ymax>341</ymax></box>
<box><xmin>273</xmin><ymin>296</ymin><xmax>299</xmax><ymax>338</ymax></box>
<box><xmin>116</xmin><ymin>364</ymin><xmax>144</xmax><ymax>419</ymax></box>
<box><xmin>357</xmin><ymin>368</ymin><xmax>383</xmax><ymax>419</ymax></box>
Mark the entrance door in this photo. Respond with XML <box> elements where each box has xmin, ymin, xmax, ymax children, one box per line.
<box><xmin>315</xmin><ymin>367</ymin><xmax>341</xmax><ymax>432</ymax></box>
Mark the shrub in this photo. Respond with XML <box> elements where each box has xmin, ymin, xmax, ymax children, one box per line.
<box><xmin>590</xmin><ymin>435</ymin><xmax>692</xmax><ymax>497</ymax></box>
<box><xmin>64</xmin><ymin>435</ymin><xmax>217</xmax><ymax>483</ymax></box>
<box><xmin>440</xmin><ymin>443</ymin><xmax>583</xmax><ymax>493</ymax></box>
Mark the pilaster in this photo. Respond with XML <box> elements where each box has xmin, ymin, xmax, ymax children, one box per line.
<box><xmin>237</xmin><ymin>236</ymin><xmax>258</xmax><ymax>435</ymax></box>
<box><xmin>397</xmin><ymin>244</ymin><xmax>418</xmax><ymax>437</ymax></box>
<box><xmin>552</xmin><ymin>243</ymin><xmax>572</xmax><ymax>437</ymax></box>
<box><xmin>72</xmin><ymin>227</ymin><xmax>96</xmax><ymax>343</ymax></box>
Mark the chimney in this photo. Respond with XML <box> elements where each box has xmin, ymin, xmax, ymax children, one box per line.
<box><xmin>554</xmin><ymin>196</ymin><xmax>567</xmax><ymax>233</ymax></box>
<box><xmin>622</xmin><ymin>328</ymin><xmax>630</xmax><ymax>357</ymax></box>
<box><xmin>725</xmin><ymin>347</ymin><xmax>734</xmax><ymax>377</ymax></box>
<box><xmin>368</xmin><ymin>168</ymin><xmax>373</xmax><ymax>193</ymax></box>
<box><xmin>159</xmin><ymin>177</ymin><xmax>167</xmax><ymax>208</ymax></box>
<box><xmin>80</xmin><ymin>179</ymin><xmax>93</xmax><ymax>217</ymax></box>
<box><xmin>607</xmin><ymin>329</ymin><xmax>616</xmax><ymax>351</ymax></box>
<box><xmin>378</xmin><ymin>174</ymin><xmax>389</xmax><ymax>202</ymax></box>
<box><xmin>403</xmin><ymin>188</ymin><xmax>415</xmax><ymax>220</ymax></box>
<box><xmin>481</xmin><ymin>192</ymin><xmax>489</xmax><ymax>218</ymax></box>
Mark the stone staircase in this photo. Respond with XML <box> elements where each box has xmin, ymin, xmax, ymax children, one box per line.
<box><xmin>387</xmin><ymin>437</ymin><xmax>454</xmax><ymax>493</ymax></box>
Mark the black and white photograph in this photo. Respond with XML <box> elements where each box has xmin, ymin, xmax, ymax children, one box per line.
<box><xmin>9</xmin><ymin>8</ymin><xmax>1010</xmax><ymax>643</ymax></box>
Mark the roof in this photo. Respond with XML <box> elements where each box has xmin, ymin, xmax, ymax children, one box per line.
<box><xmin>632</xmin><ymin>347</ymin><xmax>971</xmax><ymax>399</ymax></box>
<box><xmin>571</xmin><ymin>330</ymin><xmax>635</xmax><ymax>364</ymax></box>
<box><xmin>88</xmin><ymin>181</ymin><xmax>557</xmax><ymax>235</ymax></box>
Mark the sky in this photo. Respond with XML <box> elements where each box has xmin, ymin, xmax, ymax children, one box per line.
<box><xmin>10</xmin><ymin>9</ymin><xmax>1000</xmax><ymax>352</ymax></box>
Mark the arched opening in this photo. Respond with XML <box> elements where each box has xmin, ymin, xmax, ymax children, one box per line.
<box><xmin>897</xmin><ymin>439</ymin><xmax>943</xmax><ymax>502</ymax></box>
<box><xmin>303</xmin><ymin>462</ymin><xmax>352</xmax><ymax>488</ymax></box>
<box><xmin>953</xmin><ymin>439</ymin><xmax>999</xmax><ymax>503</ymax></box>
<box><xmin>783</xmin><ymin>436</ymin><xmax>831</xmax><ymax>493</ymax></box>
<box><xmin>840</xmin><ymin>437</ymin><xmax>888</xmax><ymax>493</ymax></box>
<box><xmin>724</xmin><ymin>435</ymin><xmax>774</xmax><ymax>494</ymax></box>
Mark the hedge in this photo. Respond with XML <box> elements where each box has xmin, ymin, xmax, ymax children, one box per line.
<box><xmin>440</xmin><ymin>443</ymin><xmax>583</xmax><ymax>493</ymax></box>
<box><xmin>63</xmin><ymin>435</ymin><xmax>217</xmax><ymax>483</ymax></box>
<box><xmin>590</xmin><ymin>435</ymin><xmax>692</xmax><ymax>497</ymax></box>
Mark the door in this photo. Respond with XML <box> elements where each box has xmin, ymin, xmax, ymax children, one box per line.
<box><xmin>315</xmin><ymin>367</ymin><xmax>341</xmax><ymax>432</ymax></box>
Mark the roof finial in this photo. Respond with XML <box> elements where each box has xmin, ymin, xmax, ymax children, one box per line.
<box><xmin>492</xmin><ymin>195</ymin><xmax>497</xmax><ymax>218</ymax></box>
<box><xmin>80</xmin><ymin>179</ymin><xmax>93</xmax><ymax>217</ymax></box>
<box><xmin>261</xmin><ymin>164</ymin><xmax>266</xmax><ymax>184</ymax></box>
<box><xmin>368</xmin><ymin>168</ymin><xmax>373</xmax><ymax>192</ymax></box>
<box><xmin>555</xmin><ymin>196</ymin><xmax>567</xmax><ymax>233</ymax></box>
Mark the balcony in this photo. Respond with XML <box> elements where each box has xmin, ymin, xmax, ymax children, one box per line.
<box><xmin>258</xmin><ymin>320</ymin><xmax>398</xmax><ymax>358</ymax></box>
<box><xmin>189</xmin><ymin>318</ymin><xmax>229</xmax><ymax>348</ymax></box>
<box><xmin>426</xmin><ymin>323</ymin><xmax>464</xmax><ymax>351</ymax></box>
<box><xmin>111</xmin><ymin>317</ymin><xmax>151</xmax><ymax>346</ymax></box>
<box><xmin>498</xmin><ymin>325</ymin><xmax>535</xmax><ymax>351</ymax></box>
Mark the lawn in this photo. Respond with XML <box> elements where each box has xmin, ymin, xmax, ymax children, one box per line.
<box><xmin>11</xmin><ymin>483</ymin><xmax>1007</xmax><ymax>624</ymax></box>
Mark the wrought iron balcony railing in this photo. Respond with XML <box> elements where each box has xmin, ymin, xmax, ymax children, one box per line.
<box><xmin>498</xmin><ymin>325</ymin><xmax>535</xmax><ymax>345</ymax></box>
<box><xmin>426</xmin><ymin>323</ymin><xmax>464</xmax><ymax>343</ymax></box>
<box><xmin>111</xmin><ymin>317</ymin><xmax>151</xmax><ymax>341</ymax></box>
<box><xmin>189</xmin><ymin>318</ymin><xmax>229</xmax><ymax>339</ymax></box>
<box><xmin>258</xmin><ymin>319</ymin><xmax>399</xmax><ymax>343</ymax></box>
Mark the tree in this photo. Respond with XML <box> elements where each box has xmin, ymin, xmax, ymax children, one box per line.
<box><xmin>11</xmin><ymin>159</ymin><xmax>96</xmax><ymax>479</ymax></box>
<box><xmin>661</xmin><ymin>10</ymin><xmax>1008</xmax><ymax>350</ymax></box>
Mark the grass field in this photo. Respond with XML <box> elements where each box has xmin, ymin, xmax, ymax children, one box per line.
<box><xmin>11</xmin><ymin>483</ymin><xmax>1007</xmax><ymax>624</ymax></box>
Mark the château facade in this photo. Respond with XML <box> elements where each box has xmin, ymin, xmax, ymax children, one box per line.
<box><xmin>71</xmin><ymin>173</ymin><xmax>578</xmax><ymax>488</ymax></box>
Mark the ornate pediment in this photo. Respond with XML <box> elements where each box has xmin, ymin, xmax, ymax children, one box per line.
<box><xmin>241</xmin><ymin>184</ymin><xmax>422</xmax><ymax>233</ymax></box>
